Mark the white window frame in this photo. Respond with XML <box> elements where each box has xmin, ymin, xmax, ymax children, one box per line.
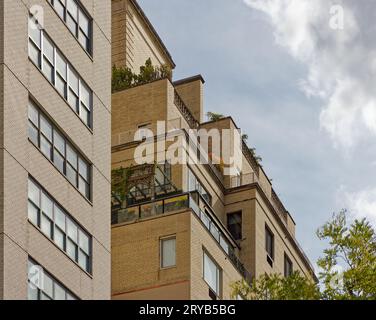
<box><xmin>160</xmin><ymin>236</ymin><xmax>177</xmax><ymax>269</ymax></box>
<box><xmin>203</xmin><ymin>251</ymin><xmax>221</xmax><ymax>297</ymax></box>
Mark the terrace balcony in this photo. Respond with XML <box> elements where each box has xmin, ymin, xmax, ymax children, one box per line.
<box><xmin>111</xmin><ymin>190</ymin><xmax>252</xmax><ymax>284</ymax></box>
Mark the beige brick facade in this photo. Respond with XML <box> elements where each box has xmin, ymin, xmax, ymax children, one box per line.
<box><xmin>111</xmin><ymin>0</ymin><xmax>174</xmax><ymax>71</ymax></box>
<box><xmin>110</xmin><ymin>0</ymin><xmax>316</xmax><ymax>300</ymax></box>
<box><xmin>0</xmin><ymin>0</ymin><xmax>111</xmax><ymax>300</ymax></box>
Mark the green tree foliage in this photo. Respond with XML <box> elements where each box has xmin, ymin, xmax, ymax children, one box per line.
<box><xmin>206</xmin><ymin>112</ymin><xmax>225</xmax><ymax>122</ymax></box>
<box><xmin>317</xmin><ymin>211</ymin><xmax>376</xmax><ymax>300</ymax></box>
<box><xmin>242</xmin><ymin>134</ymin><xmax>262</xmax><ymax>164</ymax></box>
<box><xmin>231</xmin><ymin>211</ymin><xmax>376</xmax><ymax>300</ymax></box>
<box><xmin>111</xmin><ymin>167</ymin><xmax>133</xmax><ymax>207</ymax></box>
<box><xmin>231</xmin><ymin>272</ymin><xmax>320</xmax><ymax>300</ymax></box>
<box><xmin>112</xmin><ymin>58</ymin><xmax>172</xmax><ymax>93</ymax></box>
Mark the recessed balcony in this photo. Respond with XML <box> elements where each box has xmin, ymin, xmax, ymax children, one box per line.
<box><xmin>112</xmin><ymin>190</ymin><xmax>252</xmax><ymax>284</ymax></box>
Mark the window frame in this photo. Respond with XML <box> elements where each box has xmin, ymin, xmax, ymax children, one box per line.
<box><xmin>203</xmin><ymin>250</ymin><xmax>221</xmax><ymax>298</ymax></box>
<box><xmin>187</xmin><ymin>167</ymin><xmax>212</xmax><ymax>205</ymax></box>
<box><xmin>28</xmin><ymin>99</ymin><xmax>92</xmax><ymax>201</ymax></box>
<box><xmin>265</xmin><ymin>225</ymin><xmax>275</xmax><ymax>267</ymax></box>
<box><xmin>28</xmin><ymin>177</ymin><xmax>92</xmax><ymax>274</ymax></box>
<box><xmin>227</xmin><ymin>211</ymin><xmax>242</xmax><ymax>241</ymax></box>
<box><xmin>28</xmin><ymin>16</ymin><xmax>93</xmax><ymax>128</ymax></box>
<box><xmin>284</xmin><ymin>253</ymin><xmax>293</xmax><ymax>278</ymax></box>
<box><xmin>48</xmin><ymin>0</ymin><xmax>93</xmax><ymax>55</ymax></box>
<box><xmin>28</xmin><ymin>258</ymin><xmax>79</xmax><ymax>300</ymax></box>
<box><xmin>160</xmin><ymin>236</ymin><xmax>177</xmax><ymax>269</ymax></box>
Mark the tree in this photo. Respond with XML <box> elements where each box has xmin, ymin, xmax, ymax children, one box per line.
<box><xmin>207</xmin><ymin>112</ymin><xmax>225</xmax><ymax>122</ymax></box>
<box><xmin>231</xmin><ymin>272</ymin><xmax>320</xmax><ymax>300</ymax></box>
<box><xmin>112</xmin><ymin>58</ymin><xmax>172</xmax><ymax>93</ymax></box>
<box><xmin>317</xmin><ymin>210</ymin><xmax>376</xmax><ymax>300</ymax></box>
<box><xmin>242</xmin><ymin>134</ymin><xmax>263</xmax><ymax>164</ymax></box>
<box><xmin>111</xmin><ymin>167</ymin><xmax>133</xmax><ymax>209</ymax></box>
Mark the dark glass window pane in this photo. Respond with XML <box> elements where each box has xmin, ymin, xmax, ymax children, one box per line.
<box><xmin>28</xmin><ymin>179</ymin><xmax>40</xmax><ymax>206</ymax></box>
<box><xmin>67</xmin><ymin>145</ymin><xmax>77</xmax><ymax>168</ymax></box>
<box><xmin>78</xmin><ymin>250</ymin><xmax>89</xmax><ymax>271</ymax></box>
<box><xmin>54</xmin><ymin>283</ymin><xmax>66</xmax><ymax>300</ymax></box>
<box><xmin>56</xmin><ymin>51</ymin><xmax>67</xmax><ymax>79</ymax></box>
<box><xmin>29</xmin><ymin>41</ymin><xmax>41</xmax><ymax>67</ymax></box>
<box><xmin>67</xmin><ymin>15</ymin><xmax>77</xmax><ymax>34</ymax></box>
<box><xmin>43</xmin><ymin>58</ymin><xmax>54</xmax><ymax>83</ymax></box>
<box><xmin>28</xmin><ymin>102</ymin><xmax>39</xmax><ymax>125</ymax></box>
<box><xmin>56</xmin><ymin>75</ymin><xmax>67</xmax><ymax>97</ymax></box>
<box><xmin>265</xmin><ymin>227</ymin><xmax>274</xmax><ymax>259</ymax></box>
<box><xmin>41</xmin><ymin>214</ymin><xmax>53</xmax><ymax>238</ymax></box>
<box><xmin>79</xmin><ymin>104</ymin><xmax>90</xmax><ymax>126</ymax></box>
<box><xmin>67</xmin><ymin>218</ymin><xmax>78</xmax><ymax>242</ymax></box>
<box><xmin>68</xmin><ymin>90</ymin><xmax>79</xmax><ymax>110</ymax></box>
<box><xmin>40</xmin><ymin>115</ymin><xmax>52</xmax><ymax>141</ymax></box>
<box><xmin>41</xmin><ymin>192</ymin><xmax>53</xmax><ymax>219</ymax></box>
<box><xmin>28</xmin><ymin>124</ymin><xmax>39</xmax><ymax>146</ymax></box>
<box><xmin>28</xmin><ymin>18</ymin><xmax>41</xmax><ymax>47</ymax></box>
<box><xmin>54</xmin><ymin>227</ymin><xmax>65</xmax><ymax>250</ymax></box>
<box><xmin>53</xmin><ymin>130</ymin><xmax>65</xmax><ymax>154</ymax></box>
<box><xmin>78</xmin><ymin>158</ymin><xmax>89</xmax><ymax>181</ymax></box>
<box><xmin>28</xmin><ymin>202</ymin><xmax>39</xmax><ymax>226</ymax></box>
<box><xmin>78</xmin><ymin>177</ymin><xmax>89</xmax><ymax>198</ymax></box>
<box><xmin>79</xmin><ymin>10</ymin><xmax>89</xmax><ymax>35</ymax></box>
<box><xmin>54</xmin><ymin>205</ymin><xmax>66</xmax><ymax>230</ymax></box>
<box><xmin>79</xmin><ymin>30</ymin><xmax>89</xmax><ymax>50</ymax></box>
<box><xmin>40</xmin><ymin>135</ymin><xmax>52</xmax><ymax>159</ymax></box>
<box><xmin>54</xmin><ymin>0</ymin><xmax>65</xmax><ymax>19</ymax></box>
<box><xmin>67</xmin><ymin>239</ymin><xmax>77</xmax><ymax>260</ymax></box>
<box><xmin>28</xmin><ymin>283</ymin><xmax>39</xmax><ymax>300</ymax></box>
<box><xmin>43</xmin><ymin>36</ymin><xmax>54</xmax><ymax>63</ymax></box>
<box><xmin>78</xmin><ymin>229</ymin><xmax>90</xmax><ymax>254</ymax></box>
<box><xmin>66</xmin><ymin>164</ymin><xmax>77</xmax><ymax>186</ymax></box>
<box><xmin>54</xmin><ymin>150</ymin><xmax>65</xmax><ymax>173</ymax></box>
<box><xmin>67</xmin><ymin>0</ymin><xmax>78</xmax><ymax>20</ymax></box>
<box><xmin>227</xmin><ymin>212</ymin><xmax>242</xmax><ymax>240</ymax></box>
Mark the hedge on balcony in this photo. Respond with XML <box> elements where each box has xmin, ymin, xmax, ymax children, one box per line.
<box><xmin>112</xmin><ymin>58</ymin><xmax>172</xmax><ymax>93</ymax></box>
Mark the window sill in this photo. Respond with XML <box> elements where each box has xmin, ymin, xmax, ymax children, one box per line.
<box><xmin>160</xmin><ymin>265</ymin><xmax>177</xmax><ymax>271</ymax></box>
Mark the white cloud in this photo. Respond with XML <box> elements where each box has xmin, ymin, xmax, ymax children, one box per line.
<box><xmin>337</xmin><ymin>186</ymin><xmax>376</xmax><ymax>226</ymax></box>
<box><xmin>243</xmin><ymin>0</ymin><xmax>376</xmax><ymax>149</ymax></box>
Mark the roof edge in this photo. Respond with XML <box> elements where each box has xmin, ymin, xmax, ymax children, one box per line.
<box><xmin>173</xmin><ymin>74</ymin><xmax>206</xmax><ymax>86</ymax></box>
<box><xmin>130</xmin><ymin>0</ymin><xmax>176</xmax><ymax>68</ymax></box>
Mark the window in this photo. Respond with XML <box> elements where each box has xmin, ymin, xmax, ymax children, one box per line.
<box><xmin>160</xmin><ymin>237</ymin><xmax>176</xmax><ymax>269</ymax></box>
<box><xmin>28</xmin><ymin>178</ymin><xmax>92</xmax><ymax>273</ymax></box>
<box><xmin>28</xmin><ymin>100</ymin><xmax>91</xmax><ymax>200</ymax></box>
<box><xmin>155</xmin><ymin>162</ymin><xmax>172</xmax><ymax>194</ymax></box>
<box><xmin>284</xmin><ymin>254</ymin><xmax>293</xmax><ymax>277</ymax></box>
<box><xmin>203</xmin><ymin>252</ymin><xmax>221</xmax><ymax>298</ymax></box>
<box><xmin>187</xmin><ymin>168</ymin><xmax>212</xmax><ymax>205</ymax></box>
<box><xmin>28</xmin><ymin>258</ymin><xmax>78</xmax><ymax>300</ymax></box>
<box><xmin>48</xmin><ymin>0</ymin><xmax>92</xmax><ymax>54</ymax></box>
<box><xmin>265</xmin><ymin>225</ymin><xmax>274</xmax><ymax>266</ymax></box>
<box><xmin>28</xmin><ymin>16</ymin><xmax>93</xmax><ymax>127</ymax></box>
<box><xmin>227</xmin><ymin>212</ymin><xmax>242</xmax><ymax>240</ymax></box>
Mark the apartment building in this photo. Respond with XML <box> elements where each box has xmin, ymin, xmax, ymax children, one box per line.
<box><xmin>111</xmin><ymin>0</ymin><xmax>316</xmax><ymax>300</ymax></box>
<box><xmin>0</xmin><ymin>0</ymin><xmax>111</xmax><ymax>299</ymax></box>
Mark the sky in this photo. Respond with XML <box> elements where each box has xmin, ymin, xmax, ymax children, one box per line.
<box><xmin>138</xmin><ymin>0</ymin><xmax>376</xmax><ymax>269</ymax></box>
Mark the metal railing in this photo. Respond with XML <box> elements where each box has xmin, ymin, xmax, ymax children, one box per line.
<box><xmin>112</xmin><ymin>191</ymin><xmax>252</xmax><ymax>283</ymax></box>
<box><xmin>174</xmin><ymin>91</ymin><xmax>200</xmax><ymax>129</ymax></box>
<box><xmin>230</xmin><ymin>173</ymin><xmax>257</xmax><ymax>188</ymax></box>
